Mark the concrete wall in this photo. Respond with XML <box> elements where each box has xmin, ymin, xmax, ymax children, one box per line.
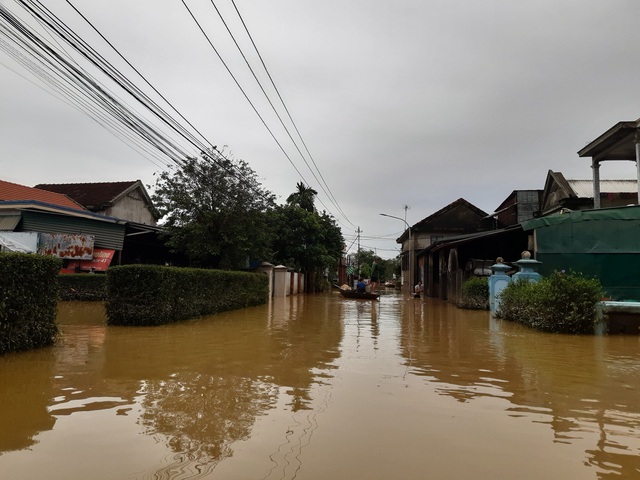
<box><xmin>272</xmin><ymin>266</ymin><xmax>306</xmax><ymax>297</ymax></box>
<box><xmin>103</xmin><ymin>189</ymin><xmax>156</xmax><ymax>225</ymax></box>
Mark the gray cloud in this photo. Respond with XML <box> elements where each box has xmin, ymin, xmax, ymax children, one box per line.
<box><xmin>2</xmin><ymin>0</ymin><xmax>640</xmax><ymax>257</ymax></box>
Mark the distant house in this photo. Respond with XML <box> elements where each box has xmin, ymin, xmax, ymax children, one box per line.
<box><xmin>415</xmin><ymin>191</ymin><xmax>541</xmax><ymax>303</ymax></box>
<box><xmin>539</xmin><ymin>170</ymin><xmax>637</xmax><ymax>216</ymax></box>
<box><xmin>395</xmin><ymin>198</ymin><xmax>493</xmax><ymax>294</ymax></box>
<box><xmin>491</xmin><ymin>190</ymin><xmax>542</xmax><ymax>227</ymax></box>
<box><xmin>35</xmin><ymin>180</ymin><xmax>157</xmax><ymax>226</ymax></box>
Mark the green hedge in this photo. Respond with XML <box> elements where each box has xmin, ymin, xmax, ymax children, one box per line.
<box><xmin>58</xmin><ymin>273</ymin><xmax>107</xmax><ymax>301</ymax></box>
<box><xmin>0</xmin><ymin>252</ymin><xmax>61</xmax><ymax>354</ymax></box>
<box><xmin>106</xmin><ymin>265</ymin><xmax>269</xmax><ymax>326</ymax></box>
<box><xmin>496</xmin><ymin>270</ymin><xmax>604</xmax><ymax>334</ymax></box>
<box><xmin>458</xmin><ymin>276</ymin><xmax>489</xmax><ymax>310</ymax></box>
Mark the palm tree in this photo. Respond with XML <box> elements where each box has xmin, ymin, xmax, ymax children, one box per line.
<box><xmin>286</xmin><ymin>182</ymin><xmax>318</xmax><ymax>212</ymax></box>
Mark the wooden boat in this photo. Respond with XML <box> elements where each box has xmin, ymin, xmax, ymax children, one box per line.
<box><xmin>339</xmin><ymin>289</ymin><xmax>380</xmax><ymax>300</ymax></box>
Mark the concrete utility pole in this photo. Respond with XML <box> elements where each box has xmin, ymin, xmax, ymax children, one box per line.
<box><xmin>356</xmin><ymin>226</ymin><xmax>361</xmax><ymax>275</ymax></box>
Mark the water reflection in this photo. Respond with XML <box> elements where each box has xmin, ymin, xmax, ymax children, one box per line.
<box><xmin>1</xmin><ymin>293</ymin><xmax>639</xmax><ymax>479</ymax></box>
<box><xmin>0</xmin><ymin>349</ymin><xmax>56</xmax><ymax>452</ymax></box>
<box><xmin>0</xmin><ymin>297</ymin><xmax>343</xmax><ymax>478</ymax></box>
<box><xmin>398</xmin><ymin>297</ymin><xmax>640</xmax><ymax>479</ymax></box>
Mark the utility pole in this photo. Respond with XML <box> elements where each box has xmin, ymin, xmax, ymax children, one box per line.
<box><xmin>356</xmin><ymin>227</ymin><xmax>361</xmax><ymax>275</ymax></box>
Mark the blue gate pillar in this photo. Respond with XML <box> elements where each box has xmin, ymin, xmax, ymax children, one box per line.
<box><xmin>489</xmin><ymin>258</ymin><xmax>511</xmax><ymax>312</ymax></box>
<box><xmin>512</xmin><ymin>251</ymin><xmax>542</xmax><ymax>283</ymax></box>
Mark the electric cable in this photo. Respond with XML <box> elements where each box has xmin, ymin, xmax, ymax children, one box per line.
<box><xmin>229</xmin><ymin>0</ymin><xmax>355</xmax><ymax>229</ymax></box>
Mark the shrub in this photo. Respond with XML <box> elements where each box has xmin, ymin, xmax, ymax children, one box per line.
<box><xmin>458</xmin><ymin>276</ymin><xmax>489</xmax><ymax>310</ymax></box>
<box><xmin>0</xmin><ymin>252</ymin><xmax>61</xmax><ymax>354</ymax></box>
<box><xmin>496</xmin><ymin>270</ymin><xmax>604</xmax><ymax>334</ymax></box>
<box><xmin>106</xmin><ymin>265</ymin><xmax>269</xmax><ymax>326</ymax></box>
<box><xmin>58</xmin><ymin>273</ymin><xmax>107</xmax><ymax>301</ymax></box>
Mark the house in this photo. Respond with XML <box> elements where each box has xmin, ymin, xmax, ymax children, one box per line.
<box><xmin>577</xmin><ymin>119</ymin><xmax>640</xmax><ymax>208</ymax></box>
<box><xmin>491</xmin><ymin>190</ymin><xmax>542</xmax><ymax>227</ymax></box>
<box><xmin>413</xmin><ymin>191</ymin><xmax>539</xmax><ymax>303</ymax></box>
<box><xmin>538</xmin><ymin>170</ymin><xmax>637</xmax><ymax>216</ymax></box>
<box><xmin>395</xmin><ymin>198</ymin><xmax>494</xmax><ymax>294</ymax></box>
<box><xmin>35</xmin><ymin>180</ymin><xmax>157</xmax><ymax>226</ymax></box>
<box><xmin>1</xmin><ymin>179</ymin><xmax>178</xmax><ymax>269</ymax></box>
<box><xmin>0</xmin><ymin>180</ymin><xmax>126</xmax><ymax>267</ymax></box>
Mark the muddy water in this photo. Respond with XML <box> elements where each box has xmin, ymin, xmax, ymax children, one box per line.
<box><xmin>0</xmin><ymin>291</ymin><xmax>639</xmax><ymax>479</ymax></box>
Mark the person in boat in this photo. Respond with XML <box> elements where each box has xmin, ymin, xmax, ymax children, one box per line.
<box><xmin>356</xmin><ymin>277</ymin><xmax>367</xmax><ymax>293</ymax></box>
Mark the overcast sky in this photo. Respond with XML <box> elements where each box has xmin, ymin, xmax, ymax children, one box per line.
<box><xmin>2</xmin><ymin>0</ymin><xmax>640</xmax><ymax>258</ymax></box>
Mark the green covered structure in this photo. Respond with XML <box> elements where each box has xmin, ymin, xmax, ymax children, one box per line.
<box><xmin>522</xmin><ymin>205</ymin><xmax>640</xmax><ymax>301</ymax></box>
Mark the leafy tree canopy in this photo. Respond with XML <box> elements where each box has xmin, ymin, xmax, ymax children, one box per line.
<box><xmin>152</xmin><ymin>152</ymin><xmax>276</xmax><ymax>269</ymax></box>
<box><xmin>272</xmin><ymin>182</ymin><xmax>343</xmax><ymax>274</ymax></box>
<box><xmin>354</xmin><ymin>249</ymin><xmax>399</xmax><ymax>281</ymax></box>
<box><xmin>271</xmin><ymin>205</ymin><xmax>343</xmax><ymax>272</ymax></box>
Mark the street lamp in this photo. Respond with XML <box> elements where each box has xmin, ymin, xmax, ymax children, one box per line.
<box><xmin>379</xmin><ymin>213</ymin><xmax>413</xmax><ymax>293</ymax></box>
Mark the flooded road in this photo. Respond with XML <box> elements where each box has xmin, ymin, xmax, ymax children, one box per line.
<box><xmin>1</xmin><ymin>290</ymin><xmax>639</xmax><ymax>479</ymax></box>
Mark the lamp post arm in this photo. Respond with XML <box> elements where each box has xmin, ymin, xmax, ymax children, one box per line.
<box><xmin>379</xmin><ymin>213</ymin><xmax>414</xmax><ymax>292</ymax></box>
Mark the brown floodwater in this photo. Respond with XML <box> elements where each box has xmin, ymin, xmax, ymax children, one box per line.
<box><xmin>0</xmin><ymin>290</ymin><xmax>639</xmax><ymax>479</ymax></box>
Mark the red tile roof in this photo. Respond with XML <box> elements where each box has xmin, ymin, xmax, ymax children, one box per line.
<box><xmin>35</xmin><ymin>181</ymin><xmax>140</xmax><ymax>211</ymax></box>
<box><xmin>0</xmin><ymin>179</ymin><xmax>87</xmax><ymax>211</ymax></box>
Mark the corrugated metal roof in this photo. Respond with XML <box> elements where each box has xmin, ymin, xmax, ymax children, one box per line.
<box><xmin>0</xmin><ymin>214</ymin><xmax>21</xmax><ymax>231</ymax></box>
<box><xmin>0</xmin><ymin>200</ymin><xmax>121</xmax><ymax>223</ymax></box>
<box><xmin>0</xmin><ymin>179</ymin><xmax>86</xmax><ymax>211</ymax></box>
<box><xmin>568</xmin><ymin>179</ymin><xmax>638</xmax><ymax>197</ymax></box>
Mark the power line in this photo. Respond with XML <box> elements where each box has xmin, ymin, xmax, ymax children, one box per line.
<box><xmin>216</xmin><ymin>0</ymin><xmax>355</xmax><ymax>228</ymax></box>
<box><xmin>1</xmin><ymin>2</ymin><xmax>192</xmax><ymax>166</ymax></box>
<box><xmin>180</xmin><ymin>0</ymin><xmax>310</xmax><ymax>185</ymax></box>
<box><xmin>1</xmin><ymin>0</ymin><xmax>275</xmax><ymax>203</ymax></box>
<box><xmin>61</xmin><ymin>0</ymin><xmax>270</xmax><ymax>198</ymax></box>
<box><xmin>2</xmin><ymin>1</ymin><xmax>357</xmax><ymax>234</ymax></box>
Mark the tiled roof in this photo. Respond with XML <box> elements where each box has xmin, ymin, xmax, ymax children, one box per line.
<box><xmin>0</xmin><ymin>179</ymin><xmax>86</xmax><ymax>211</ymax></box>
<box><xmin>34</xmin><ymin>181</ymin><xmax>139</xmax><ymax>210</ymax></box>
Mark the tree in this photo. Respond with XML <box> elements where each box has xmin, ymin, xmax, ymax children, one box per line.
<box><xmin>272</xmin><ymin>185</ymin><xmax>344</xmax><ymax>290</ymax></box>
<box><xmin>152</xmin><ymin>153</ymin><xmax>276</xmax><ymax>269</ymax></box>
<box><xmin>286</xmin><ymin>182</ymin><xmax>318</xmax><ymax>212</ymax></box>
<box><xmin>356</xmin><ymin>249</ymin><xmax>397</xmax><ymax>282</ymax></box>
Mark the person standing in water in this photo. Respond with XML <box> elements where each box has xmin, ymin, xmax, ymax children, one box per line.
<box><xmin>414</xmin><ymin>280</ymin><xmax>423</xmax><ymax>298</ymax></box>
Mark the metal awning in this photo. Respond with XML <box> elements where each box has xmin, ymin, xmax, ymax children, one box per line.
<box><xmin>0</xmin><ymin>214</ymin><xmax>21</xmax><ymax>231</ymax></box>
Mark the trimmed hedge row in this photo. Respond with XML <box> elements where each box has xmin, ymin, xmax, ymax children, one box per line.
<box><xmin>106</xmin><ymin>264</ymin><xmax>269</xmax><ymax>326</ymax></box>
<box><xmin>496</xmin><ymin>270</ymin><xmax>604</xmax><ymax>334</ymax></box>
<box><xmin>58</xmin><ymin>273</ymin><xmax>107</xmax><ymax>301</ymax></box>
<box><xmin>0</xmin><ymin>252</ymin><xmax>61</xmax><ymax>354</ymax></box>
